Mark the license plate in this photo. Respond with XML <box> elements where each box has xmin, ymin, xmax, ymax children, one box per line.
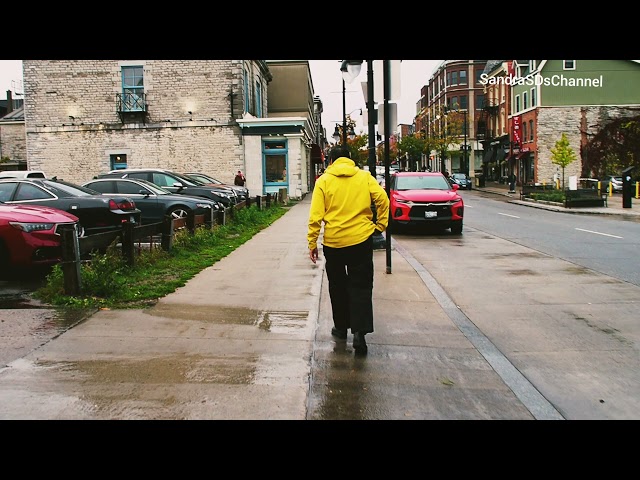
<box><xmin>424</xmin><ymin>211</ymin><xmax>437</xmax><ymax>218</ymax></box>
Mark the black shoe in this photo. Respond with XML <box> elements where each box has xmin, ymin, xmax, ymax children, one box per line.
<box><xmin>331</xmin><ymin>327</ymin><xmax>348</xmax><ymax>340</ymax></box>
<box><xmin>353</xmin><ymin>332</ymin><xmax>368</xmax><ymax>354</ymax></box>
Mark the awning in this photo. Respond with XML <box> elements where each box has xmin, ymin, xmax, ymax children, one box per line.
<box><xmin>506</xmin><ymin>154</ymin><xmax>517</xmax><ymax>164</ymax></box>
<box><xmin>310</xmin><ymin>144</ymin><xmax>324</xmax><ymax>164</ymax></box>
<box><xmin>483</xmin><ymin>147</ymin><xmax>496</xmax><ymax>164</ymax></box>
<box><xmin>495</xmin><ymin>148</ymin><xmax>507</xmax><ymax>163</ymax></box>
<box><xmin>516</xmin><ymin>151</ymin><xmax>531</xmax><ymax>160</ymax></box>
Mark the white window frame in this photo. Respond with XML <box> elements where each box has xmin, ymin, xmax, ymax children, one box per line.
<box><xmin>563</xmin><ymin>60</ymin><xmax>576</xmax><ymax>70</ymax></box>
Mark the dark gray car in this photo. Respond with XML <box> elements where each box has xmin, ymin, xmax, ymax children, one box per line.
<box><xmin>97</xmin><ymin>168</ymin><xmax>237</xmax><ymax>207</ymax></box>
<box><xmin>82</xmin><ymin>177</ymin><xmax>221</xmax><ymax>224</ymax></box>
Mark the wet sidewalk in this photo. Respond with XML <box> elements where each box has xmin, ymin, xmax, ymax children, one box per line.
<box><xmin>0</xmin><ymin>189</ymin><xmax>638</xmax><ymax>419</ymax></box>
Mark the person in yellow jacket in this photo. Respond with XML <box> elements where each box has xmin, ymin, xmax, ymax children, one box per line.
<box><xmin>307</xmin><ymin>145</ymin><xmax>389</xmax><ymax>355</ymax></box>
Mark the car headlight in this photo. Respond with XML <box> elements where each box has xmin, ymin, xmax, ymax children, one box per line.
<box><xmin>213</xmin><ymin>191</ymin><xmax>230</xmax><ymax>198</ymax></box>
<box><xmin>9</xmin><ymin>222</ymin><xmax>55</xmax><ymax>233</ymax></box>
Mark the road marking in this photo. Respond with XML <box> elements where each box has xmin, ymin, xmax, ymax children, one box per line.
<box><xmin>575</xmin><ymin>228</ymin><xmax>622</xmax><ymax>239</ymax></box>
<box><xmin>498</xmin><ymin>212</ymin><xmax>520</xmax><ymax>218</ymax></box>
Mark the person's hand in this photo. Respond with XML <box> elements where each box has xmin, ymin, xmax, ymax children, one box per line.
<box><xmin>309</xmin><ymin>247</ymin><xmax>318</xmax><ymax>264</ymax></box>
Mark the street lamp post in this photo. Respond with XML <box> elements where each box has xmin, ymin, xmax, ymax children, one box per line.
<box><xmin>462</xmin><ymin>109</ymin><xmax>468</xmax><ymax>176</ymax></box>
<box><xmin>342</xmin><ymin>78</ymin><xmax>347</xmax><ymax>145</ymax></box>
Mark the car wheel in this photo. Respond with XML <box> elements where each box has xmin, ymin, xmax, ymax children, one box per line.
<box><xmin>168</xmin><ymin>207</ymin><xmax>190</xmax><ymax>220</ymax></box>
<box><xmin>450</xmin><ymin>222</ymin><xmax>463</xmax><ymax>235</ymax></box>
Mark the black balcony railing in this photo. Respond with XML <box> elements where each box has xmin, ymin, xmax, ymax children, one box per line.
<box><xmin>116</xmin><ymin>92</ymin><xmax>148</xmax><ymax>124</ymax></box>
<box><xmin>116</xmin><ymin>92</ymin><xmax>146</xmax><ymax>113</ymax></box>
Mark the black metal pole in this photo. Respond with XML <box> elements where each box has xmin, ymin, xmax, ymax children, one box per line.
<box><xmin>342</xmin><ymin>78</ymin><xmax>347</xmax><ymax>145</ymax></box>
<box><xmin>464</xmin><ymin>110</ymin><xmax>468</xmax><ymax>176</ymax></box>
<box><xmin>367</xmin><ymin>61</ymin><xmax>376</xmax><ymax>177</ymax></box>
<box><xmin>383</xmin><ymin>60</ymin><xmax>392</xmax><ymax>274</ymax></box>
<box><xmin>366</xmin><ymin>60</ymin><xmax>385</xmax><ymax>250</ymax></box>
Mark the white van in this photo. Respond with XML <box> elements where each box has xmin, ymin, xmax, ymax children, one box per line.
<box><xmin>0</xmin><ymin>170</ymin><xmax>47</xmax><ymax>180</ymax></box>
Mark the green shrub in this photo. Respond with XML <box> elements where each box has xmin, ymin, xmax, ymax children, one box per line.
<box><xmin>34</xmin><ymin>204</ymin><xmax>288</xmax><ymax>309</ymax></box>
<box><xmin>530</xmin><ymin>191</ymin><xmax>565</xmax><ymax>203</ymax></box>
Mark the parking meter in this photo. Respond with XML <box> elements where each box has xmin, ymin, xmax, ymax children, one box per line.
<box><xmin>621</xmin><ymin>166</ymin><xmax>634</xmax><ymax>208</ymax></box>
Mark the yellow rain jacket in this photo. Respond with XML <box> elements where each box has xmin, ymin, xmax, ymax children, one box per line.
<box><xmin>307</xmin><ymin>157</ymin><xmax>389</xmax><ymax>250</ymax></box>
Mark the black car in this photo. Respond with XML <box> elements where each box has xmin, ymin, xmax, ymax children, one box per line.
<box><xmin>81</xmin><ymin>177</ymin><xmax>222</xmax><ymax>225</ymax></box>
<box><xmin>183</xmin><ymin>172</ymin><xmax>249</xmax><ymax>202</ymax></box>
<box><xmin>0</xmin><ymin>178</ymin><xmax>140</xmax><ymax>235</ymax></box>
<box><xmin>450</xmin><ymin>173</ymin><xmax>472</xmax><ymax>190</ymax></box>
<box><xmin>97</xmin><ymin>168</ymin><xmax>237</xmax><ymax>206</ymax></box>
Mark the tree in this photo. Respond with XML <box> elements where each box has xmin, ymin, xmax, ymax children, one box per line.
<box><xmin>550</xmin><ymin>132</ymin><xmax>577</xmax><ymax>190</ymax></box>
<box><xmin>582</xmin><ymin>115</ymin><xmax>640</xmax><ymax>178</ymax></box>
<box><xmin>397</xmin><ymin>134</ymin><xmax>430</xmax><ymax>171</ymax></box>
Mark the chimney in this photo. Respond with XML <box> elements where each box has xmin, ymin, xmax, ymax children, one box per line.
<box><xmin>6</xmin><ymin>90</ymin><xmax>13</xmax><ymax>113</ymax></box>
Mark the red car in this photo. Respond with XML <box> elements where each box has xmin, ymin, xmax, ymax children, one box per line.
<box><xmin>0</xmin><ymin>203</ymin><xmax>80</xmax><ymax>271</ymax></box>
<box><xmin>389</xmin><ymin>171</ymin><xmax>464</xmax><ymax>234</ymax></box>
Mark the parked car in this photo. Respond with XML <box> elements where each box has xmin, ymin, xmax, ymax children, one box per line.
<box><xmin>389</xmin><ymin>171</ymin><xmax>464</xmax><ymax>234</ymax></box>
<box><xmin>0</xmin><ymin>170</ymin><xmax>47</xmax><ymax>180</ymax></box>
<box><xmin>0</xmin><ymin>202</ymin><xmax>81</xmax><ymax>272</ymax></box>
<box><xmin>0</xmin><ymin>178</ymin><xmax>140</xmax><ymax>235</ymax></box>
<box><xmin>183</xmin><ymin>172</ymin><xmax>249</xmax><ymax>202</ymax></box>
<box><xmin>450</xmin><ymin>172</ymin><xmax>472</xmax><ymax>190</ymax></box>
<box><xmin>81</xmin><ymin>177</ymin><xmax>221</xmax><ymax>224</ymax></box>
<box><xmin>97</xmin><ymin>168</ymin><xmax>236</xmax><ymax>206</ymax></box>
<box><xmin>583</xmin><ymin>175</ymin><xmax>623</xmax><ymax>193</ymax></box>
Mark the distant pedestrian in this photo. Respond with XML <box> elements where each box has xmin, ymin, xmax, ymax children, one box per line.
<box><xmin>307</xmin><ymin>145</ymin><xmax>390</xmax><ymax>355</ymax></box>
<box><xmin>234</xmin><ymin>170</ymin><xmax>246</xmax><ymax>187</ymax></box>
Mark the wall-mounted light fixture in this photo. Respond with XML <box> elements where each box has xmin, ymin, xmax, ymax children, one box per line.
<box><xmin>69</xmin><ymin>115</ymin><xmax>75</xmax><ymax>122</ymax></box>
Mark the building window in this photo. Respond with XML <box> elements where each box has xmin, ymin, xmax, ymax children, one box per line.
<box><xmin>475</xmin><ymin>70</ymin><xmax>484</xmax><ymax>84</ymax></box>
<box><xmin>446</xmin><ymin>72</ymin><xmax>451</xmax><ymax>87</ymax></box>
<box><xmin>451</xmin><ymin>71</ymin><xmax>458</xmax><ymax>85</ymax></box>
<box><xmin>110</xmin><ymin>154</ymin><xmax>127</xmax><ymax>170</ymax></box>
<box><xmin>243</xmin><ymin>68</ymin><xmax>250</xmax><ymax>114</ymax></box>
<box><xmin>529</xmin><ymin>120</ymin><xmax>534</xmax><ymax>141</ymax></box>
<box><xmin>523</xmin><ymin>91</ymin><xmax>528</xmax><ymax>110</ymax></box>
<box><xmin>263</xmin><ymin>140</ymin><xmax>288</xmax><ymax>185</ymax></box>
<box><xmin>523</xmin><ymin>122</ymin><xmax>527</xmax><ymax>143</ymax></box>
<box><xmin>121</xmin><ymin>66</ymin><xmax>144</xmax><ymax>112</ymax></box>
<box><xmin>255</xmin><ymin>80</ymin><xmax>262</xmax><ymax>117</ymax></box>
<box><xmin>476</xmin><ymin>94</ymin><xmax>484</xmax><ymax>109</ymax></box>
<box><xmin>459</xmin><ymin>95</ymin><xmax>467</xmax><ymax>110</ymax></box>
<box><xmin>515</xmin><ymin>95</ymin><xmax>521</xmax><ymax>113</ymax></box>
<box><xmin>563</xmin><ymin>60</ymin><xmax>576</xmax><ymax>70</ymax></box>
<box><xmin>531</xmin><ymin>88</ymin><xmax>536</xmax><ymax>107</ymax></box>
<box><xmin>449</xmin><ymin>96</ymin><xmax>457</xmax><ymax>110</ymax></box>
<box><xmin>459</xmin><ymin>70</ymin><xmax>467</xmax><ymax>85</ymax></box>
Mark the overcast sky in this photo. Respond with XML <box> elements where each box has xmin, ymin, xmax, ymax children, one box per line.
<box><xmin>0</xmin><ymin>60</ymin><xmax>443</xmax><ymax>133</ymax></box>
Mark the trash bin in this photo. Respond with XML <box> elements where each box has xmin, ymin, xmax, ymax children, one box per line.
<box><xmin>476</xmin><ymin>175</ymin><xmax>485</xmax><ymax>188</ymax></box>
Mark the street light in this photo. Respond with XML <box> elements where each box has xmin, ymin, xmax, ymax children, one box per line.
<box><xmin>339</xmin><ymin>60</ymin><xmax>363</xmax><ymax>145</ymax></box>
<box><xmin>332</xmin><ymin>122</ymin><xmax>356</xmax><ymax>144</ymax></box>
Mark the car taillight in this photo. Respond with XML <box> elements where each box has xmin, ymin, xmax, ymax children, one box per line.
<box><xmin>109</xmin><ymin>198</ymin><xmax>136</xmax><ymax>211</ymax></box>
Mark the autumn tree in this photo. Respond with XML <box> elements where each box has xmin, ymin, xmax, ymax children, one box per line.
<box><xmin>550</xmin><ymin>132</ymin><xmax>577</xmax><ymax>190</ymax></box>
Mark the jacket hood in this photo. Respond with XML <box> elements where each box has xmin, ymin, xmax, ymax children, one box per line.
<box><xmin>325</xmin><ymin>157</ymin><xmax>359</xmax><ymax>178</ymax></box>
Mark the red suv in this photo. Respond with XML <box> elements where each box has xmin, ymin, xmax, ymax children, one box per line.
<box><xmin>389</xmin><ymin>172</ymin><xmax>464</xmax><ymax>234</ymax></box>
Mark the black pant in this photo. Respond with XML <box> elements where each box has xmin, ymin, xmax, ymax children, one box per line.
<box><xmin>323</xmin><ymin>236</ymin><xmax>374</xmax><ymax>335</ymax></box>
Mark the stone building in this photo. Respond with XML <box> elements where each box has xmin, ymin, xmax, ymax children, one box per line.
<box><xmin>20</xmin><ymin>60</ymin><xmax>322</xmax><ymax>199</ymax></box>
